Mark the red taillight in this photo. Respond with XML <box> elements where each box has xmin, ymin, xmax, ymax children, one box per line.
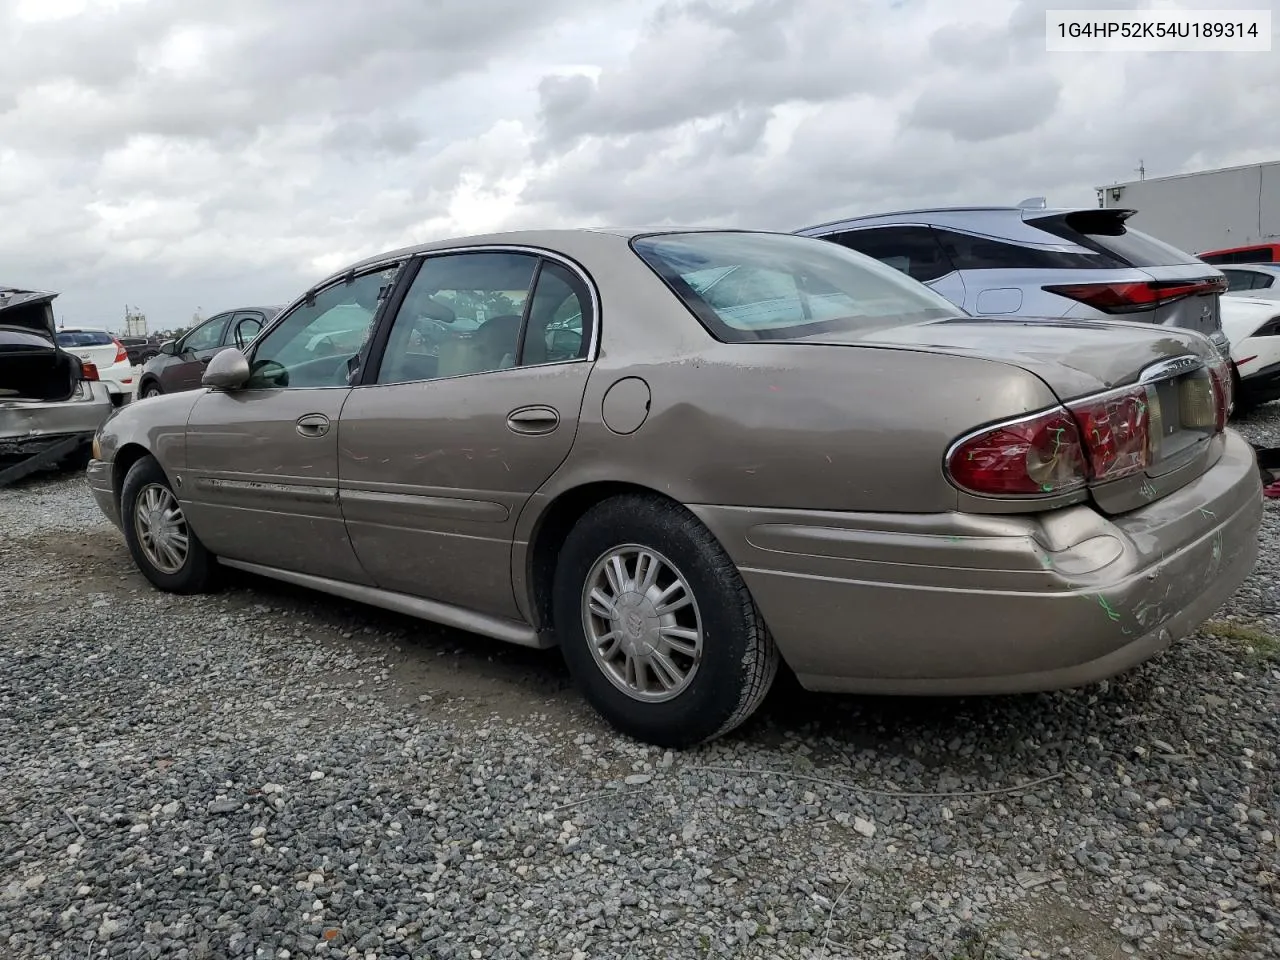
<box><xmin>81</xmin><ymin>361</ymin><xmax>100</xmax><ymax>381</ymax></box>
<box><xmin>1208</xmin><ymin>358</ymin><xmax>1232</xmax><ymax>430</ymax></box>
<box><xmin>1065</xmin><ymin>386</ymin><xmax>1154</xmax><ymax>483</ymax></box>
<box><xmin>947</xmin><ymin>408</ymin><xmax>1089</xmax><ymax>496</ymax></box>
<box><xmin>947</xmin><ymin>386</ymin><xmax>1160</xmax><ymax>497</ymax></box>
<box><xmin>1044</xmin><ymin>277</ymin><xmax>1227</xmax><ymax>314</ymax></box>
<box><xmin>112</xmin><ymin>338</ymin><xmax>128</xmax><ymax>364</ymax></box>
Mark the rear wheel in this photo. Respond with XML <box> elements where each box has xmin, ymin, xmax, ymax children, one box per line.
<box><xmin>120</xmin><ymin>455</ymin><xmax>215</xmax><ymax>593</ymax></box>
<box><xmin>553</xmin><ymin>494</ymin><xmax>779</xmax><ymax>748</ymax></box>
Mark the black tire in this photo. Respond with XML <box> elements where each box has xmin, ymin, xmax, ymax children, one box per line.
<box><xmin>553</xmin><ymin>494</ymin><xmax>779</xmax><ymax>748</ymax></box>
<box><xmin>120</xmin><ymin>455</ymin><xmax>216</xmax><ymax>593</ymax></box>
<box><xmin>140</xmin><ymin>382</ymin><xmax>163</xmax><ymax>399</ymax></box>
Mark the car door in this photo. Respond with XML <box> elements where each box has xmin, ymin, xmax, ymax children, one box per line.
<box><xmin>824</xmin><ymin>225</ymin><xmax>968</xmax><ymax>308</ymax></box>
<box><xmin>181</xmin><ymin>262</ymin><xmax>405</xmax><ymax>582</ymax></box>
<box><xmin>338</xmin><ymin>250</ymin><xmax>596</xmax><ymax>620</ymax></box>
<box><xmin>164</xmin><ymin>314</ymin><xmax>232</xmax><ymax>393</ymax></box>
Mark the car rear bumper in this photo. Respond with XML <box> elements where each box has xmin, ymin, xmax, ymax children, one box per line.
<box><xmin>86</xmin><ymin>458</ymin><xmax>120</xmax><ymax>529</ymax></box>
<box><xmin>0</xmin><ymin>381</ymin><xmax>112</xmax><ymax>446</ymax></box>
<box><xmin>691</xmin><ymin>429</ymin><xmax>1261</xmax><ymax>695</ymax></box>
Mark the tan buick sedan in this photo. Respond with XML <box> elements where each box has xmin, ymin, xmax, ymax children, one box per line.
<box><xmin>87</xmin><ymin>229</ymin><xmax>1262</xmax><ymax>747</ymax></box>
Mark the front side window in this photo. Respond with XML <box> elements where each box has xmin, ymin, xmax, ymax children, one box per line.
<box><xmin>183</xmin><ymin>316</ymin><xmax>230</xmax><ymax>352</ymax></box>
<box><xmin>633</xmin><ymin>231</ymin><xmax>957</xmax><ymax>343</ymax></box>
<box><xmin>247</xmin><ymin>266</ymin><xmax>401</xmax><ymax>389</ymax></box>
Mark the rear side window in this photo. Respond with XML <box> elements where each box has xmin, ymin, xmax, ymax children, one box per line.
<box><xmin>1031</xmin><ymin>211</ymin><xmax>1200</xmax><ymax>267</ymax></box>
<box><xmin>932</xmin><ymin>228</ymin><xmax>1116</xmax><ymax>271</ymax></box>
<box><xmin>55</xmin><ymin>330</ymin><xmax>114</xmax><ymax>347</ymax></box>
<box><xmin>824</xmin><ymin>226</ymin><xmax>956</xmax><ymax>283</ymax></box>
<box><xmin>1222</xmin><ymin>269</ymin><xmax>1259</xmax><ymax>292</ymax></box>
<box><xmin>633</xmin><ymin>231</ymin><xmax>957</xmax><ymax>342</ymax></box>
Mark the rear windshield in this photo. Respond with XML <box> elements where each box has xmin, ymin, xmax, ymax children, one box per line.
<box><xmin>632</xmin><ymin>231</ymin><xmax>957</xmax><ymax>342</ymax></box>
<box><xmin>56</xmin><ymin>330</ymin><xmax>115</xmax><ymax>347</ymax></box>
<box><xmin>1033</xmin><ymin>212</ymin><xmax>1200</xmax><ymax>267</ymax></box>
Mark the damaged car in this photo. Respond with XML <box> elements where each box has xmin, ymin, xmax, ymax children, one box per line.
<box><xmin>87</xmin><ymin>230</ymin><xmax>1261</xmax><ymax>747</ymax></box>
<box><xmin>1</xmin><ymin>286</ymin><xmax>113</xmax><ymax>486</ymax></box>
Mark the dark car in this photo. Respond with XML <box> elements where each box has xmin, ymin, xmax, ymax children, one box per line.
<box><xmin>136</xmin><ymin>306</ymin><xmax>282</xmax><ymax>399</ymax></box>
<box><xmin>118</xmin><ymin>336</ymin><xmax>161</xmax><ymax>367</ymax></box>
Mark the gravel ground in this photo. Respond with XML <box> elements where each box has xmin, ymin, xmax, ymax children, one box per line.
<box><xmin>2</xmin><ymin>413</ymin><xmax>1279</xmax><ymax>960</ymax></box>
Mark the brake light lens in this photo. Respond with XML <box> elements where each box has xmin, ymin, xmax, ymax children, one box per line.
<box><xmin>81</xmin><ymin>361</ymin><xmax>100</xmax><ymax>381</ymax></box>
<box><xmin>1044</xmin><ymin>277</ymin><xmax>1227</xmax><ymax>314</ymax></box>
<box><xmin>112</xmin><ymin>338</ymin><xmax>128</xmax><ymax>364</ymax></box>
<box><xmin>947</xmin><ymin>409</ymin><xmax>1088</xmax><ymax>496</ymax></box>
<box><xmin>1066</xmin><ymin>386</ymin><xmax>1155</xmax><ymax>483</ymax></box>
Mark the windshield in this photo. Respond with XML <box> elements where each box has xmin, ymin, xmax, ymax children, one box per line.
<box><xmin>632</xmin><ymin>231</ymin><xmax>958</xmax><ymax>342</ymax></box>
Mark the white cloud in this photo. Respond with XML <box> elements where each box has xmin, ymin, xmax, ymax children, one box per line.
<box><xmin>0</xmin><ymin>0</ymin><xmax>1277</xmax><ymax>329</ymax></box>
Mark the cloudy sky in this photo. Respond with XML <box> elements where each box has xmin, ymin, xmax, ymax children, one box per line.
<box><xmin>1</xmin><ymin>0</ymin><xmax>1277</xmax><ymax>330</ymax></box>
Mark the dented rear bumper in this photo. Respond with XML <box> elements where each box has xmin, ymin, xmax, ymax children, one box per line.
<box><xmin>0</xmin><ymin>381</ymin><xmax>112</xmax><ymax>450</ymax></box>
<box><xmin>691</xmin><ymin>429</ymin><xmax>1262</xmax><ymax>694</ymax></box>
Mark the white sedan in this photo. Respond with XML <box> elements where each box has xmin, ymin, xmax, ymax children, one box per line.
<box><xmin>1221</xmin><ymin>295</ymin><xmax>1280</xmax><ymax>411</ymax></box>
<box><xmin>54</xmin><ymin>328</ymin><xmax>137</xmax><ymax>405</ymax></box>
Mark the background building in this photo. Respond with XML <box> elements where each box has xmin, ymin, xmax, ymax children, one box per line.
<box><xmin>1097</xmin><ymin>160</ymin><xmax>1280</xmax><ymax>254</ymax></box>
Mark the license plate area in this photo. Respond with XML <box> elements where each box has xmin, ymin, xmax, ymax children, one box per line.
<box><xmin>1147</xmin><ymin>369</ymin><xmax>1214</xmax><ymax>477</ymax></box>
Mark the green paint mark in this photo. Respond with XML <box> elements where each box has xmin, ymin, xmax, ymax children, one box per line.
<box><xmin>1041</xmin><ymin>483</ymin><xmax>1054</xmax><ymax>492</ymax></box>
<box><xmin>1049</xmin><ymin>426</ymin><xmax>1065</xmax><ymax>456</ymax></box>
<box><xmin>1097</xmin><ymin>595</ymin><xmax>1121</xmax><ymax>622</ymax></box>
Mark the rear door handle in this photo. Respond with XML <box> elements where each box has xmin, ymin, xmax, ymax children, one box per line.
<box><xmin>506</xmin><ymin>405</ymin><xmax>560</xmax><ymax>435</ymax></box>
<box><xmin>296</xmin><ymin>413</ymin><xmax>330</xmax><ymax>438</ymax></box>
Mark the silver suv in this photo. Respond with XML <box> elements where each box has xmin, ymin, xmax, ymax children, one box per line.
<box><xmin>795</xmin><ymin>202</ymin><xmax>1232</xmax><ymax>361</ymax></box>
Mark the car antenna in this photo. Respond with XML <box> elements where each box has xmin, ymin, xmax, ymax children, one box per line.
<box><xmin>1016</xmin><ymin>196</ymin><xmax>1047</xmax><ymax>209</ymax></box>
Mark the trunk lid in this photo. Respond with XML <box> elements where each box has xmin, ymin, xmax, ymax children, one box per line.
<box><xmin>0</xmin><ymin>287</ymin><xmax>58</xmax><ymax>338</ymax></box>
<box><xmin>842</xmin><ymin>315</ymin><xmax>1212</xmax><ymax>402</ymax></box>
<box><xmin>805</xmin><ymin>316</ymin><xmax>1224</xmax><ymax>514</ymax></box>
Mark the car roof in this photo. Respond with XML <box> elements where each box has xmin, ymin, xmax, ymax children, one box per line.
<box><xmin>795</xmin><ymin>205</ymin><xmax>1094</xmax><ymax>234</ymax></box>
<box><xmin>341</xmin><ymin>227</ymin><xmax>767</xmax><ymax>275</ymax></box>
<box><xmin>209</xmin><ymin>305</ymin><xmax>284</xmax><ymax>316</ymax></box>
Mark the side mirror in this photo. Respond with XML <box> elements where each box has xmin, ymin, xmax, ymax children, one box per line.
<box><xmin>159</xmin><ymin>340</ymin><xmax>178</xmax><ymax>356</ymax></box>
<box><xmin>202</xmin><ymin>348</ymin><xmax>251</xmax><ymax>390</ymax></box>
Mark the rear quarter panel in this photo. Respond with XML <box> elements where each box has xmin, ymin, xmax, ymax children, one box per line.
<box><xmin>517</xmin><ymin>231</ymin><xmax>1074</xmax><ymax>522</ymax></box>
<box><xmin>550</xmin><ymin>342</ymin><xmax>1062</xmax><ymax>514</ymax></box>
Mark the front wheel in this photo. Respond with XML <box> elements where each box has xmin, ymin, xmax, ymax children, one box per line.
<box><xmin>140</xmin><ymin>383</ymin><xmax>163</xmax><ymax>399</ymax></box>
<box><xmin>553</xmin><ymin>494</ymin><xmax>779</xmax><ymax>748</ymax></box>
<box><xmin>120</xmin><ymin>455</ymin><xmax>216</xmax><ymax>593</ymax></box>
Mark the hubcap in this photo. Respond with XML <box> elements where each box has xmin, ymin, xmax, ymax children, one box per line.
<box><xmin>582</xmin><ymin>545</ymin><xmax>703</xmax><ymax>703</ymax></box>
<box><xmin>133</xmin><ymin>483</ymin><xmax>189</xmax><ymax>574</ymax></box>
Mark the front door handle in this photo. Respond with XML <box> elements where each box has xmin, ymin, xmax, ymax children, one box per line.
<box><xmin>506</xmin><ymin>405</ymin><xmax>560</xmax><ymax>435</ymax></box>
<box><xmin>296</xmin><ymin>413</ymin><xmax>330</xmax><ymax>438</ymax></box>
